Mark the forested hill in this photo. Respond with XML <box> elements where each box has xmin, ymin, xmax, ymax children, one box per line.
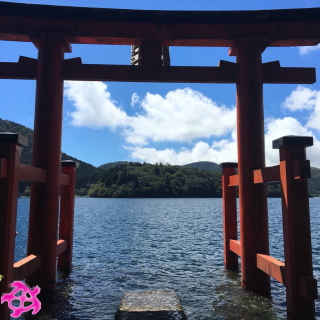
<box><xmin>89</xmin><ymin>162</ymin><xmax>222</xmax><ymax>198</ymax></box>
<box><xmin>0</xmin><ymin>118</ymin><xmax>103</xmax><ymax>190</ymax></box>
<box><xmin>90</xmin><ymin>162</ymin><xmax>320</xmax><ymax>198</ymax></box>
<box><xmin>99</xmin><ymin>160</ymin><xmax>222</xmax><ymax>172</ymax></box>
<box><xmin>308</xmin><ymin>167</ymin><xmax>320</xmax><ymax>197</ymax></box>
<box><xmin>0</xmin><ymin>119</ymin><xmax>33</xmax><ymax>165</ymax></box>
<box><xmin>2</xmin><ymin>118</ymin><xmax>320</xmax><ymax>198</ymax></box>
<box><xmin>182</xmin><ymin>161</ymin><xmax>221</xmax><ymax>172</ymax></box>
<box><xmin>99</xmin><ymin>161</ymin><xmax>131</xmax><ymax>170</ymax></box>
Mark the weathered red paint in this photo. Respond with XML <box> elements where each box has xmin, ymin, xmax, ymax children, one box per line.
<box><xmin>19</xmin><ymin>163</ymin><xmax>47</xmax><ymax>183</ymax></box>
<box><xmin>58</xmin><ymin>161</ymin><xmax>77</xmax><ymax>270</ymax></box>
<box><xmin>0</xmin><ymin>134</ymin><xmax>25</xmax><ymax>320</ymax></box>
<box><xmin>222</xmin><ymin>163</ymin><xmax>238</xmax><ymax>269</ymax></box>
<box><xmin>13</xmin><ymin>254</ymin><xmax>42</xmax><ymax>282</ymax></box>
<box><xmin>229</xmin><ymin>240</ymin><xmax>242</xmax><ymax>257</ymax></box>
<box><xmin>234</xmin><ymin>43</ymin><xmax>270</xmax><ymax>294</ymax></box>
<box><xmin>0</xmin><ymin>158</ymin><xmax>8</xmax><ymax>177</ymax></box>
<box><xmin>60</xmin><ymin>173</ymin><xmax>71</xmax><ymax>186</ymax></box>
<box><xmin>0</xmin><ymin>59</ymin><xmax>315</xmax><ymax>84</ymax></box>
<box><xmin>228</xmin><ymin>173</ymin><xmax>239</xmax><ymax>187</ymax></box>
<box><xmin>256</xmin><ymin>254</ymin><xmax>286</xmax><ymax>285</ymax></box>
<box><xmin>11</xmin><ymin>238</ymin><xmax>67</xmax><ymax>282</ymax></box>
<box><xmin>56</xmin><ymin>239</ymin><xmax>68</xmax><ymax>257</ymax></box>
<box><xmin>274</xmin><ymin>136</ymin><xmax>317</xmax><ymax>319</ymax></box>
<box><xmin>0</xmin><ymin>3</ymin><xmax>320</xmax><ymax>47</ymax></box>
<box><xmin>253</xmin><ymin>165</ymin><xmax>280</xmax><ymax>184</ymax></box>
<box><xmin>26</xmin><ymin>37</ymin><xmax>67</xmax><ymax>290</ymax></box>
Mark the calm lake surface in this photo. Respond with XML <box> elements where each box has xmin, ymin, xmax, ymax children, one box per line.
<box><xmin>14</xmin><ymin>197</ymin><xmax>320</xmax><ymax>320</ymax></box>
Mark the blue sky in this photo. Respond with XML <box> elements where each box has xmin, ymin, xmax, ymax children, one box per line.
<box><xmin>1</xmin><ymin>0</ymin><xmax>320</xmax><ymax>167</ymax></box>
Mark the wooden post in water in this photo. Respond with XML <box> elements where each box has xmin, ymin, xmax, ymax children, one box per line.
<box><xmin>58</xmin><ymin>160</ymin><xmax>77</xmax><ymax>271</ymax></box>
<box><xmin>221</xmin><ymin>162</ymin><xmax>238</xmax><ymax>270</ymax></box>
<box><xmin>273</xmin><ymin>136</ymin><xmax>317</xmax><ymax>320</ymax></box>
<box><xmin>229</xmin><ymin>42</ymin><xmax>270</xmax><ymax>294</ymax></box>
<box><xmin>0</xmin><ymin>133</ymin><xmax>27</xmax><ymax>320</ymax></box>
<box><xmin>27</xmin><ymin>35</ymin><xmax>71</xmax><ymax>289</ymax></box>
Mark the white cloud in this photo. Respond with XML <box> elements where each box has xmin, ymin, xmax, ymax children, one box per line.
<box><xmin>124</xmin><ymin>88</ymin><xmax>236</xmax><ymax>145</ymax></box>
<box><xmin>126</xmin><ymin>130</ymin><xmax>238</xmax><ymax>165</ymax></box>
<box><xmin>64</xmin><ymin>81</ymin><xmax>128</xmax><ymax>128</ymax></box>
<box><xmin>130</xmin><ymin>93</ymin><xmax>140</xmax><ymax>108</ymax></box>
<box><xmin>299</xmin><ymin>44</ymin><xmax>320</xmax><ymax>55</ymax></box>
<box><xmin>128</xmin><ymin>117</ymin><xmax>320</xmax><ymax>168</ymax></box>
<box><xmin>282</xmin><ymin>85</ymin><xmax>320</xmax><ymax>130</ymax></box>
<box><xmin>282</xmin><ymin>85</ymin><xmax>316</xmax><ymax>111</ymax></box>
<box><xmin>126</xmin><ymin>133</ymin><xmax>238</xmax><ymax>165</ymax></box>
<box><xmin>65</xmin><ymin>82</ymin><xmax>320</xmax><ymax>168</ymax></box>
<box><xmin>306</xmin><ymin>138</ymin><xmax>320</xmax><ymax>169</ymax></box>
<box><xmin>306</xmin><ymin>96</ymin><xmax>320</xmax><ymax>131</ymax></box>
<box><xmin>264</xmin><ymin>117</ymin><xmax>317</xmax><ymax>166</ymax></box>
<box><xmin>65</xmin><ymin>82</ymin><xmax>236</xmax><ymax>145</ymax></box>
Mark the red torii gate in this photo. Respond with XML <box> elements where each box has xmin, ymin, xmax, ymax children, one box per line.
<box><xmin>0</xmin><ymin>2</ymin><xmax>319</xmax><ymax>319</ymax></box>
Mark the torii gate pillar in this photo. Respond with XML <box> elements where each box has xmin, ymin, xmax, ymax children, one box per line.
<box><xmin>26</xmin><ymin>35</ymin><xmax>70</xmax><ymax>289</ymax></box>
<box><xmin>230</xmin><ymin>43</ymin><xmax>271</xmax><ymax>294</ymax></box>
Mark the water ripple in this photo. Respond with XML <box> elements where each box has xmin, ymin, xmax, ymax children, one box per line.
<box><xmin>13</xmin><ymin>198</ymin><xmax>320</xmax><ymax>319</ymax></box>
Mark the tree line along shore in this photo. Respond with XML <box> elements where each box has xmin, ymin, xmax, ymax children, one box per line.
<box><xmin>1</xmin><ymin>118</ymin><xmax>320</xmax><ymax>198</ymax></box>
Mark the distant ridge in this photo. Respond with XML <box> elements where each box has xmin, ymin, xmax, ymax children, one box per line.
<box><xmin>3</xmin><ymin>116</ymin><xmax>320</xmax><ymax>197</ymax></box>
<box><xmin>182</xmin><ymin>161</ymin><xmax>221</xmax><ymax>172</ymax></box>
<box><xmin>99</xmin><ymin>161</ymin><xmax>132</xmax><ymax>170</ymax></box>
<box><xmin>0</xmin><ymin>118</ymin><xmax>103</xmax><ymax>190</ymax></box>
<box><xmin>99</xmin><ymin>160</ymin><xmax>222</xmax><ymax>173</ymax></box>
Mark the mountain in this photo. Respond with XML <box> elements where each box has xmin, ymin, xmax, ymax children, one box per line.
<box><xmin>0</xmin><ymin>118</ymin><xmax>103</xmax><ymax>191</ymax></box>
<box><xmin>2</xmin><ymin>118</ymin><xmax>320</xmax><ymax>198</ymax></box>
<box><xmin>99</xmin><ymin>161</ymin><xmax>132</xmax><ymax>170</ymax></box>
<box><xmin>99</xmin><ymin>161</ymin><xmax>222</xmax><ymax>172</ymax></box>
<box><xmin>181</xmin><ymin>160</ymin><xmax>320</xmax><ymax>197</ymax></box>
<box><xmin>309</xmin><ymin>166</ymin><xmax>320</xmax><ymax>197</ymax></box>
<box><xmin>91</xmin><ymin>160</ymin><xmax>320</xmax><ymax>198</ymax></box>
<box><xmin>0</xmin><ymin>119</ymin><xmax>33</xmax><ymax>166</ymax></box>
<box><xmin>182</xmin><ymin>161</ymin><xmax>221</xmax><ymax>172</ymax></box>
<box><xmin>89</xmin><ymin>162</ymin><xmax>222</xmax><ymax>198</ymax></box>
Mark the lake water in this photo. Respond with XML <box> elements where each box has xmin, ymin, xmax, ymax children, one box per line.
<box><xmin>13</xmin><ymin>197</ymin><xmax>320</xmax><ymax>320</ymax></box>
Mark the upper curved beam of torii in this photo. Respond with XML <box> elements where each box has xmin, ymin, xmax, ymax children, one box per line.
<box><xmin>0</xmin><ymin>1</ymin><xmax>320</xmax><ymax>47</ymax></box>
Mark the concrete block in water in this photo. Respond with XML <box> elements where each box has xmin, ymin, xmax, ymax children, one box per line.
<box><xmin>115</xmin><ymin>290</ymin><xmax>187</xmax><ymax>320</ymax></box>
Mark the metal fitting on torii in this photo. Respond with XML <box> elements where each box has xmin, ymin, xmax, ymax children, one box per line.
<box><xmin>131</xmin><ymin>40</ymin><xmax>170</xmax><ymax>67</ymax></box>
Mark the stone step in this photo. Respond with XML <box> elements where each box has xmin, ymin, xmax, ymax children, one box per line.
<box><xmin>115</xmin><ymin>290</ymin><xmax>187</xmax><ymax>320</ymax></box>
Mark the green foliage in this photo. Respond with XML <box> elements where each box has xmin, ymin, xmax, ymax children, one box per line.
<box><xmin>0</xmin><ymin>274</ymin><xmax>3</xmax><ymax>282</ymax></box>
<box><xmin>98</xmin><ymin>161</ymin><xmax>131</xmax><ymax>170</ymax></box>
<box><xmin>182</xmin><ymin>161</ymin><xmax>221</xmax><ymax>172</ymax></box>
<box><xmin>88</xmin><ymin>162</ymin><xmax>223</xmax><ymax>198</ymax></box>
<box><xmin>2</xmin><ymin>118</ymin><xmax>320</xmax><ymax>198</ymax></box>
<box><xmin>89</xmin><ymin>163</ymin><xmax>320</xmax><ymax>198</ymax></box>
<box><xmin>24</xmin><ymin>186</ymin><xmax>31</xmax><ymax>197</ymax></box>
<box><xmin>262</xmin><ymin>167</ymin><xmax>320</xmax><ymax>197</ymax></box>
<box><xmin>75</xmin><ymin>188</ymin><xmax>88</xmax><ymax>197</ymax></box>
<box><xmin>61</xmin><ymin>152</ymin><xmax>104</xmax><ymax>190</ymax></box>
<box><xmin>266</xmin><ymin>182</ymin><xmax>281</xmax><ymax>197</ymax></box>
<box><xmin>0</xmin><ymin>118</ymin><xmax>104</xmax><ymax>191</ymax></box>
<box><xmin>309</xmin><ymin>167</ymin><xmax>320</xmax><ymax>197</ymax></box>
